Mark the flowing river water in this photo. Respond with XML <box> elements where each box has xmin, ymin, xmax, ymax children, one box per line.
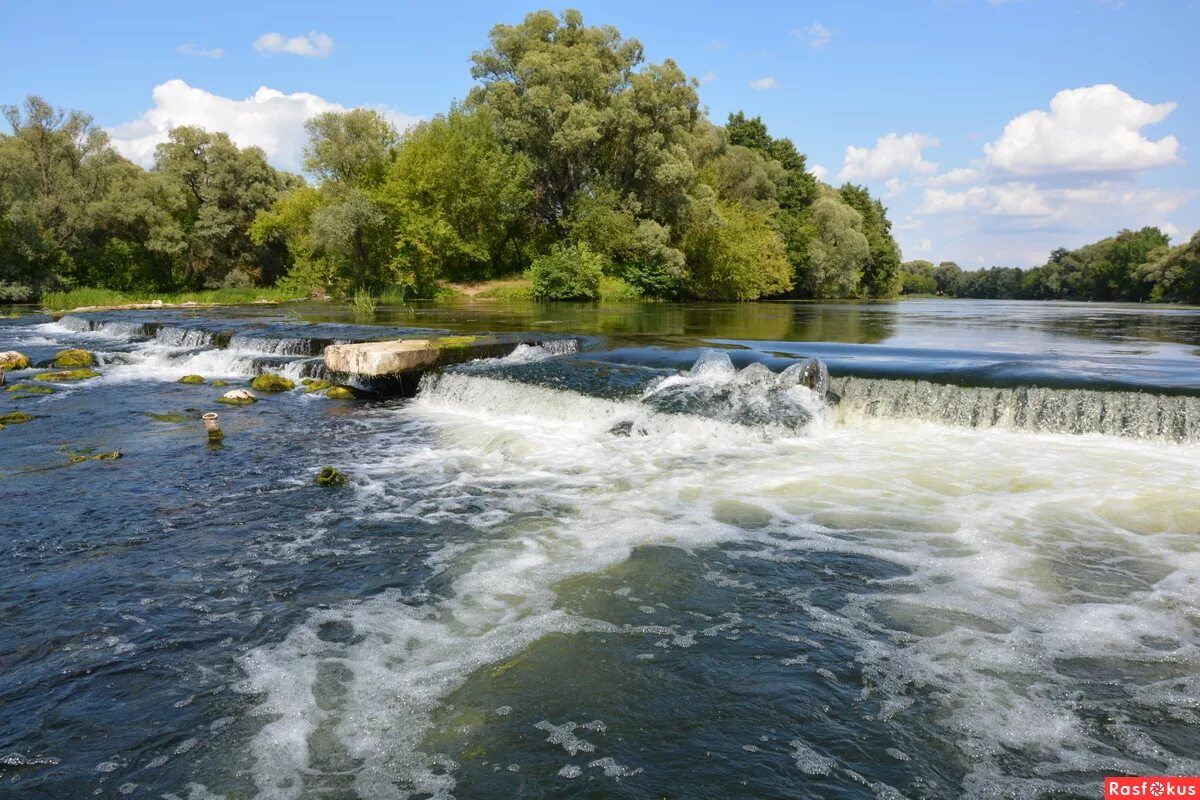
<box><xmin>1</xmin><ymin>299</ymin><xmax>1198</xmax><ymax>799</ymax></box>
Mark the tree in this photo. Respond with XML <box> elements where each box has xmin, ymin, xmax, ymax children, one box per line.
<box><xmin>933</xmin><ymin>261</ymin><xmax>962</xmax><ymax>295</ymax></box>
<box><xmin>800</xmin><ymin>192</ymin><xmax>869</xmax><ymax>298</ymax></box>
<box><xmin>303</xmin><ymin>109</ymin><xmax>399</xmax><ymax>188</ymax></box>
<box><xmin>839</xmin><ymin>183</ymin><xmax>902</xmax><ymax>298</ymax></box>
<box><xmin>467</xmin><ymin>9</ymin><xmax>700</xmax><ymax>231</ymax></box>
<box><xmin>381</xmin><ymin>105</ymin><xmax>533</xmax><ymax>287</ymax></box>
<box><xmin>899</xmin><ymin>260</ymin><xmax>936</xmax><ymax>294</ymax></box>
<box><xmin>682</xmin><ymin>194</ymin><xmax>791</xmax><ymax>300</ymax></box>
<box><xmin>1140</xmin><ymin>231</ymin><xmax>1200</xmax><ymax>303</ymax></box>
<box><xmin>528</xmin><ymin>241</ymin><xmax>604</xmax><ymax>300</ymax></box>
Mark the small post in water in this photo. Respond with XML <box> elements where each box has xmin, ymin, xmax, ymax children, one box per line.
<box><xmin>202</xmin><ymin>412</ymin><xmax>224</xmax><ymax>443</ymax></box>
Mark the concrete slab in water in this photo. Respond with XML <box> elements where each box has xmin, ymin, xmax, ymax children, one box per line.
<box><xmin>324</xmin><ymin>335</ymin><xmax>553</xmax><ymax>378</ymax></box>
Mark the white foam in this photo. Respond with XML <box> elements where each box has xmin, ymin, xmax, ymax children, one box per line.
<box><xmin>235</xmin><ymin>364</ymin><xmax>1200</xmax><ymax>797</ymax></box>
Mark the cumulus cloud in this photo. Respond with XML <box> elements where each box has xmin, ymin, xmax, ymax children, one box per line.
<box><xmin>176</xmin><ymin>43</ymin><xmax>223</xmax><ymax>59</ymax></box>
<box><xmin>838</xmin><ymin>132</ymin><xmax>940</xmax><ymax>182</ymax></box>
<box><xmin>915</xmin><ymin>181</ymin><xmax>1193</xmax><ymax>220</ymax></box>
<box><xmin>699</xmin><ymin>71</ymin><xmax>717</xmax><ymax>84</ymax></box>
<box><xmin>809</xmin><ymin>163</ymin><xmax>827</xmax><ymax>181</ymax></box>
<box><xmin>884</xmin><ymin>178</ymin><xmax>906</xmax><ymax>199</ymax></box>
<box><xmin>253</xmin><ymin>31</ymin><xmax>334</xmax><ymax>58</ymax></box>
<box><xmin>984</xmin><ymin>84</ymin><xmax>1181</xmax><ymax>177</ymax></box>
<box><xmin>107</xmin><ymin>79</ymin><xmax>418</xmax><ymax>171</ymax></box>
<box><xmin>749</xmin><ymin>77</ymin><xmax>778</xmax><ymax>91</ymax></box>
<box><xmin>792</xmin><ymin>22</ymin><xmax>833</xmax><ymax>49</ymax></box>
<box><xmin>925</xmin><ymin>167</ymin><xmax>981</xmax><ymax>187</ymax></box>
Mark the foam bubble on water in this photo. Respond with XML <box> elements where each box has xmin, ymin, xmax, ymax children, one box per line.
<box><xmin>789</xmin><ymin>739</ymin><xmax>835</xmax><ymax>775</ymax></box>
<box><xmin>534</xmin><ymin>721</ymin><xmax>597</xmax><ymax>755</ymax></box>
<box><xmin>557</xmin><ymin>764</ymin><xmax>583</xmax><ymax>778</ymax></box>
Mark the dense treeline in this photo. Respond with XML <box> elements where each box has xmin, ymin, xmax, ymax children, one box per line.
<box><xmin>1</xmin><ymin>9</ymin><xmax>904</xmax><ymax>303</ymax></box>
<box><xmin>899</xmin><ymin>226</ymin><xmax>1200</xmax><ymax>304</ymax></box>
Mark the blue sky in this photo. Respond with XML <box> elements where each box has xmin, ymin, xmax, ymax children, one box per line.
<box><xmin>2</xmin><ymin>0</ymin><xmax>1197</xmax><ymax>267</ymax></box>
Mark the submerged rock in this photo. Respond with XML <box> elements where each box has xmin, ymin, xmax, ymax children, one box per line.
<box><xmin>0</xmin><ymin>351</ymin><xmax>32</xmax><ymax>371</ymax></box>
<box><xmin>324</xmin><ymin>385</ymin><xmax>357</xmax><ymax>400</ymax></box>
<box><xmin>0</xmin><ymin>412</ymin><xmax>34</xmax><ymax>425</ymax></box>
<box><xmin>148</xmin><ymin>412</ymin><xmax>191</xmax><ymax>423</ymax></box>
<box><xmin>217</xmin><ymin>389</ymin><xmax>258</xmax><ymax>405</ymax></box>
<box><xmin>6</xmin><ymin>382</ymin><xmax>56</xmax><ymax>395</ymax></box>
<box><xmin>178</xmin><ymin>375</ymin><xmax>206</xmax><ymax>385</ymax></box>
<box><xmin>53</xmin><ymin>348</ymin><xmax>96</xmax><ymax>368</ymax></box>
<box><xmin>34</xmin><ymin>368</ymin><xmax>100</xmax><ymax>382</ymax></box>
<box><xmin>212</xmin><ymin>379</ymin><xmax>230</xmax><ymax>387</ymax></box>
<box><xmin>303</xmin><ymin>379</ymin><xmax>334</xmax><ymax>393</ymax></box>
<box><xmin>315</xmin><ymin>466</ymin><xmax>349</xmax><ymax>486</ymax></box>
<box><xmin>63</xmin><ymin>449</ymin><xmax>123</xmax><ymax>464</ymax></box>
<box><xmin>250</xmin><ymin>373</ymin><xmax>295</xmax><ymax>393</ymax></box>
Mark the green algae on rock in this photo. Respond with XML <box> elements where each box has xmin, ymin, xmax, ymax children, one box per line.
<box><xmin>63</xmin><ymin>449</ymin><xmax>123</xmax><ymax>464</ymax></box>
<box><xmin>53</xmin><ymin>349</ymin><xmax>96</xmax><ymax>368</ymax></box>
<box><xmin>148</xmin><ymin>412</ymin><xmax>191</xmax><ymax>423</ymax></box>
<box><xmin>6</xmin><ymin>382</ymin><xmax>56</xmax><ymax>395</ymax></box>
<box><xmin>178</xmin><ymin>375</ymin><xmax>205</xmax><ymax>385</ymax></box>
<box><xmin>303</xmin><ymin>379</ymin><xmax>334</xmax><ymax>393</ymax></box>
<box><xmin>0</xmin><ymin>411</ymin><xmax>34</xmax><ymax>425</ymax></box>
<box><xmin>212</xmin><ymin>379</ymin><xmax>230</xmax><ymax>387</ymax></box>
<box><xmin>249</xmin><ymin>373</ymin><xmax>295</xmax><ymax>393</ymax></box>
<box><xmin>315</xmin><ymin>466</ymin><xmax>348</xmax><ymax>486</ymax></box>
<box><xmin>35</xmin><ymin>368</ymin><xmax>100</xmax><ymax>382</ymax></box>
<box><xmin>0</xmin><ymin>351</ymin><xmax>32</xmax><ymax>370</ymax></box>
<box><xmin>324</xmin><ymin>385</ymin><xmax>357</xmax><ymax>399</ymax></box>
<box><xmin>217</xmin><ymin>388</ymin><xmax>258</xmax><ymax>405</ymax></box>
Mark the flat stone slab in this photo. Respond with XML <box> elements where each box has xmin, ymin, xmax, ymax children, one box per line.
<box><xmin>324</xmin><ymin>335</ymin><xmax>554</xmax><ymax>378</ymax></box>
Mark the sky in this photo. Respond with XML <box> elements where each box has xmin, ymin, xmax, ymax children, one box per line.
<box><xmin>2</xmin><ymin>0</ymin><xmax>1197</xmax><ymax>268</ymax></box>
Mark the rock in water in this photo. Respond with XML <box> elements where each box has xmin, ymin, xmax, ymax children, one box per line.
<box><xmin>324</xmin><ymin>385</ymin><xmax>357</xmax><ymax>400</ymax></box>
<box><xmin>315</xmin><ymin>466</ymin><xmax>348</xmax><ymax>486</ymax></box>
<box><xmin>0</xmin><ymin>351</ymin><xmax>32</xmax><ymax>371</ymax></box>
<box><xmin>217</xmin><ymin>389</ymin><xmax>258</xmax><ymax>405</ymax></box>
<box><xmin>34</xmin><ymin>368</ymin><xmax>100</xmax><ymax>382</ymax></box>
<box><xmin>53</xmin><ymin>348</ymin><xmax>96</xmax><ymax>368</ymax></box>
<box><xmin>781</xmin><ymin>357</ymin><xmax>830</xmax><ymax>401</ymax></box>
<box><xmin>249</xmin><ymin>373</ymin><xmax>295</xmax><ymax>393</ymax></box>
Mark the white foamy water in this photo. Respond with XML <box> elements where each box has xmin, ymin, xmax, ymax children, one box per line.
<box><xmin>236</xmin><ymin>358</ymin><xmax>1200</xmax><ymax>798</ymax></box>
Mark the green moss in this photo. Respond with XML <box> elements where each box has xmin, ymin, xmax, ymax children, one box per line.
<box><xmin>217</xmin><ymin>392</ymin><xmax>258</xmax><ymax>406</ymax></box>
<box><xmin>0</xmin><ymin>412</ymin><xmax>34</xmax><ymax>425</ymax></box>
<box><xmin>212</xmin><ymin>379</ymin><xmax>230</xmax><ymax>387</ymax></box>
<box><xmin>5</xmin><ymin>382</ymin><xmax>55</xmax><ymax>394</ymax></box>
<box><xmin>303</xmin><ymin>379</ymin><xmax>334</xmax><ymax>393</ymax></box>
<box><xmin>53</xmin><ymin>348</ymin><xmax>96</xmax><ymax>368</ymax></box>
<box><xmin>178</xmin><ymin>374</ymin><xmax>205</xmax><ymax>385</ymax></box>
<box><xmin>432</xmin><ymin>335</ymin><xmax>479</xmax><ymax>350</ymax></box>
<box><xmin>34</xmin><ymin>368</ymin><xmax>100</xmax><ymax>382</ymax></box>
<box><xmin>315</xmin><ymin>466</ymin><xmax>348</xmax><ymax>486</ymax></box>
<box><xmin>249</xmin><ymin>373</ymin><xmax>295</xmax><ymax>393</ymax></box>
<box><xmin>63</xmin><ymin>449</ymin><xmax>123</xmax><ymax>464</ymax></box>
<box><xmin>0</xmin><ymin>351</ymin><xmax>32</xmax><ymax>370</ymax></box>
<box><xmin>324</xmin><ymin>385</ymin><xmax>357</xmax><ymax>399</ymax></box>
<box><xmin>148</xmin><ymin>412</ymin><xmax>190</xmax><ymax>423</ymax></box>
<box><xmin>300</xmin><ymin>377</ymin><xmax>316</xmax><ymax>386</ymax></box>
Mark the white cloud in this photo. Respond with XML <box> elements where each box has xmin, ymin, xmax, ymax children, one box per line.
<box><xmin>984</xmin><ymin>84</ymin><xmax>1180</xmax><ymax>177</ymax></box>
<box><xmin>917</xmin><ymin>238</ymin><xmax>932</xmax><ymax>253</ymax></box>
<box><xmin>749</xmin><ymin>77</ymin><xmax>778</xmax><ymax>91</ymax></box>
<box><xmin>810</xmin><ymin>163</ymin><xmax>827</xmax><ymax>181</ymax></box>
<box><xmin>176</xmin><ymin>43</ymin><xmax>223</xmax><ymax>59</ymax></box>
<box><xmin>838</xmin><ymin>132</ymin><xmax>940</xmax><ymax>182</ymax></box>
<box><xmin>915</xmin><ymin>180</ymin><xmax>1194</xmax><ymax>222</ymax></box>
<box><xmin>107</xmin><ymin>79</ymin><xmax>418</xmax><ymax>172</ymax></box>
<box><xmin>1160</xmin><ymin>222</ymin><xmax>1180</xmax><ymax>239</ymax></box>
<box><xmin>253</xmin><ymin>31</ymin><xmax>334</xmax><ymax>58</ymax></box>
<box><xmin>699</xmin><ymin>71</ymin><xmax>717</xmax><ymax>84</ymax></box>
<box><xmin>925</xmin><ymin>167</ymin><xmax>980</xmax><ymax>187</ymax></box>
<box><xmin>791</xmin><ymin>22</ymin><xmax>832</xmax><ymax>49</ymax></box>
<box><xmin>884</xmin><ymin>178</ymin><xmax>905</xmax><ymax>199</ymax></box>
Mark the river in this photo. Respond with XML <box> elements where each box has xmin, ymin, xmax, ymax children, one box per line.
<box><xmin>1</xmin><ymin>299</ymin><xmax>1198</xmax><ymax>799</ymax></box>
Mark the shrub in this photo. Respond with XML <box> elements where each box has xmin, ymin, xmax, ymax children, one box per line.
<box><xmin>527</xmin><ymin>242</ymin><xmax>604</xmax><ymax>301</ymax></box>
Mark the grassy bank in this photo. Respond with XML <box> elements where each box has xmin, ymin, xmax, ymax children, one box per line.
<box><xmin>445</xmin><ymin>276</ymin><xmax>643</xmax><ymax>303</ymax></box>
<box><xmin>40</xmin><ymin>287</ymin><xmax>302</xmax><ymax>311</ymax></box>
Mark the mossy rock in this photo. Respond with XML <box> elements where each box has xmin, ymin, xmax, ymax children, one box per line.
<box><xmin>63</xmin><ymin>449</ymin><xmax>123</xmax><ymax>464</ymax></box>
<box><xmin>53</xmin><ymin>348</ymin><xmax>96</xmax><ymax>368</ymax></box>
<box><xmin>432</xmin><ymin>335</ymin><xmax>480</xmax><ymax>350</ymax></box>
<box><xmin>315</xmin><ymin>466</ymin><xmax>348</xmax><ymax>486</ymax></box>
<box><xmin>250</xmin><ymin>373</ymin><xmax>295</xmax><ymax>393</ymax></box>
<box><xmin>0</xmin><ymin>351</ymin><xmax>32</xmax><ymax>370</ymax></box>
<box><xmin>300</xmin><ymin>377</ymin><xmax>316</xmax><ymax>386</ymax></box>
<box><xmin>0</xmin><ymin>412</ymin><xmax>34</xmax><ymax>425</ymax></box>
<box><xmin>217</xmin><ymin>389</ymin><xmax>258</xmax><ymax>406</ymax></box>
<box><xmin>324</xmin><ymin>385</ymin><xmax>357</xmax><ymax>400</ymax></box>
<box><xmin>35</xmin><ymin>368</ymin><xmax>100</xmax><ymax>382</ymax></box>
<box><xmin>212</xmin><ymin>379</ymin><xmax>230</xmax><ymax>387</ymax></box>
<box><xmin>303</xmin><ymin>379</ymin><xmax>334</xmax><ymax>393</ymax></box>
<box><xmin>178</xmin><ymin>374</ymin><xmax>205</xmax><ymax>385</ymax></box>
<box><xmin>6</xmin><ymin>382</ymin><xmax>56</xmax><ymax>395</ymax></box>
<box><xmin>148</xmin><ymin>412</ymin><xmax>190</xmax><ymax>423</ymax></box>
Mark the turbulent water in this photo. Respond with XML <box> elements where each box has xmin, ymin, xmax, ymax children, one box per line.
<box><xmin>1</xmin><ymin>300</ymin><xmax>1198</xmax><ymax>800</ymax></box>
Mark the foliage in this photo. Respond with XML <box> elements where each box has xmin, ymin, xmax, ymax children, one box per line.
<box><xmin>801</xmin><ymin>192</ymin><xmax>870</xmax><ymax>299</ymax></box>
<box><xmin>682</xmin><ymin>198</ymin><xmax>792</xmax><ymax>300</ymax></box>
<box><xmin>527</xmin><ymin>241</ymin><xmax>605</xmax><ymax>300</ymax></box>
<box><xmin>899</xmin><ymin>260</ymin><xmax>937</xmax><ymax>295</ymax></box>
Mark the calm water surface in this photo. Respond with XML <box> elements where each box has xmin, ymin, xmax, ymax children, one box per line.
<box><xmin>1</xmin><ymin>299</ymin><xmax>1198</xmax><ymax>800</ymax></box>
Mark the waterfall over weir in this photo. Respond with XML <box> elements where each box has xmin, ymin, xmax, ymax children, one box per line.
<box><xmin>833</xmin><ymin>375</ymin><xmax>1200</xmax><ymax>442</ymax></box>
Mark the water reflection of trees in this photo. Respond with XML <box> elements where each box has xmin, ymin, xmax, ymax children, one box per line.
<box><xmin>299</xmin><ymin>300</ymin><xmax>900</xmax><ymax>344</ymax></box>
